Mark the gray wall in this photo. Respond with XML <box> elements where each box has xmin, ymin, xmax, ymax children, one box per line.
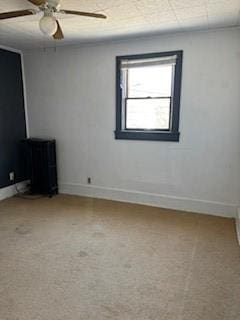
<box><xmin>0</xmin><ymin>48</ymin><xmax>27</xmax><ymax>188</ymax></box>
<box><xmin>24</xmin><ymin>28</ymin><xmax>240</xmax><ymax>217</ymax></box>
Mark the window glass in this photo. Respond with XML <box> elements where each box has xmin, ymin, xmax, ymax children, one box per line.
<box><xmin>126</xmin><ymin>98</ymin><xmax>170</xmax><ymax>130</ymax></box>
<box><xmin>128</xmin><ymin>65</ymin><xmax>173</xmax><ymax>98</ymax></box>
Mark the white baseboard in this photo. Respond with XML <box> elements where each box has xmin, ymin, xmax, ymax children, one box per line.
<box><xmin>59</xmin><ymin>182</ymin><xmax>237</xmax><ymax>218</ymax></box>
<box><xmin>0</xmin><ymin>181</ymin><xmax>29</xmax><ymax>201</ymax></box>
<box><xmin>236</xmin><ymin>208</ymin><xmax>240</xmax><ymax>246</ymax></box>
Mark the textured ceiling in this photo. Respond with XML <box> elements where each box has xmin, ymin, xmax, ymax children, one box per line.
<box><xmin>0</xmin><ymin>0</ymin><xmax>239</xmax><ymax>50</ymax></box>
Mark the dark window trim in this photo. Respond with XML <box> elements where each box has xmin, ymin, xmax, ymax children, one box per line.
<box><xmin>115</xmin><ymin>50</ymin><xmax>183</xmax><ymax>142</ymax></box>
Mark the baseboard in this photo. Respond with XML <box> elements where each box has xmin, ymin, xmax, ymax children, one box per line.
<box><xmin>236</xmin><ymin>208</ymin><xmax>240</xmax><ymax>246</ymax></box>
<box><xmin>59</xmin><ymin>182</ymin><xmax>237</xmax><ymax>218</ymax></box>
<box><xmin>0</xmin><ymin>181</ymin><xmax>29</xmax><ymax>201</ymax></box>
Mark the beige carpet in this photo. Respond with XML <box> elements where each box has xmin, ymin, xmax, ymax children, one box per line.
<box><xmin>0</xmin><ymin>195</ymin><xmax>239</xmax><ymax>320</ymax></box>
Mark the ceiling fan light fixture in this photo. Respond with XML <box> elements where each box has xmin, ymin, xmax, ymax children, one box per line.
<box><xmin>39</xmin><ymin>13</ymin><xmax>57</xmax><ymax>36</ymax></box>
<box><xmin>0</xmin><ymin>0</ymin><xmax>107</xmax><ymax>40</ymax></box>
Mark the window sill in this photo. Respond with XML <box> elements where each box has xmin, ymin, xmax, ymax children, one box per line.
<box><xmin>115</xmin><ymin>130</ymin><xmax>180</xmax><ymax>142</ymax></box>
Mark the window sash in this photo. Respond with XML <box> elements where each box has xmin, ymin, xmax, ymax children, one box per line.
<box><xmin>124</xmin><ymin>97</ymin><xmax>172</xmax><ymax>131</ymax></box>
<box><xmin>121</xmin><ymin>64</ymin><xmax>173</xmax><ymax>131</ymax></box>
<box><xmin>122</xmin><ymin>64</ymin><xmax>174</xmax><ymax>99</ymax></box>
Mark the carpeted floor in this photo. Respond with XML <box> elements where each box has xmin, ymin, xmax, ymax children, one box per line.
<box><xmin>0</xmin><ymin>194</ymin><xmax>239</xmax><ymax>320</ymax></box>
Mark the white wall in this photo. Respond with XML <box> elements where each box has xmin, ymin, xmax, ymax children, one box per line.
<box><xmin>24</xmin><ymin>28</ymin><xmax>240</xmax><ymax>217</ymax></box>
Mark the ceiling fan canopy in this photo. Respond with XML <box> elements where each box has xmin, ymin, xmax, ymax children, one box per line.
<box><xmin>0</xmin><ymin>0</ymin><xmax>107</xmax><ymax>40</ymax></box>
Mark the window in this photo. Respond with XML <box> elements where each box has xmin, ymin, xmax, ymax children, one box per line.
<box><xmin>115</xmin><ymin>51</ymin><xmax>183</xmax><ymax>141</ymax></box>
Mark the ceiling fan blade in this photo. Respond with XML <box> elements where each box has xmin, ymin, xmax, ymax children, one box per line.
<box><xmin>27</xmin><ymin>0</ymin><xmax>46</xmax><ymax>5</ymax></box>
<box><xmin>61</xmin><ymin>10</ymin><xmax>107</xmax><ymax>19</ymax></box>
<box><xmin>0</xmin><ymin>9</ymin><xmax>36</xmax><ymax>20</ymax></box>
<box><xmin>53</xmin><ymin>20</ymin><xmax>64</xmax><ymax>40</ymax></box>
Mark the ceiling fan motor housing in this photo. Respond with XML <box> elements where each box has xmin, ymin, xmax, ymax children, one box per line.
<box><xmin>41</xmin><ymin>0</ymin><xmax>61</xmax><ymax>12</ymax></box>
<box><xmin>47</xmin><ymin>0</ymin><xmax>61</xmax><ymax>8</ymax></box>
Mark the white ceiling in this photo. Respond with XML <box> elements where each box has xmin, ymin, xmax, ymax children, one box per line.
<box><xmin>0</xmin><ymin>0</ymin><xmax>239</xmax><ymax>50</ymax></box>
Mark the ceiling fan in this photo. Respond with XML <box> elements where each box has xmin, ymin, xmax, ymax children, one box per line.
<box><xmin>0</xmin><ymin>0</ymin><xmax>107</xmax><ymax>40</ymax></box>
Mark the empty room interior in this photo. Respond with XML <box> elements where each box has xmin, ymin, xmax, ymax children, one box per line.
<box><xmin>0</xmin><ymin>0</ymin><xmax>240</xmax><ymax>319</ymax></box>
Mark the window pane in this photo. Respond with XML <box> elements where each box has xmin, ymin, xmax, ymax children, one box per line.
<box><xmin>128</xmin><ymin>65</ymin><xmax>173</xmax><ymax>98</ymax></box>
<box><xmin>126</xmin><ymin>98</ymin><xmax>170</xmax><ymax>130</ymax></box>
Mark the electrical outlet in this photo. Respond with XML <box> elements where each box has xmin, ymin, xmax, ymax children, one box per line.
<box><xmin>9</xmin><ymin>172</ymin><xmax>15</xmax><ymax>181</ymax></box>
<box><xmin>87</xmin><ymin>177</ymin><xmax>91</xmax><ymax>184</ymax></box>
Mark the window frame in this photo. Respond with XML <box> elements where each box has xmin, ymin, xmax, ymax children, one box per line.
<box><xmin>115</xmin><ymin>50</ymin><xmax>183</xmax><ymax>142</ymax></box>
